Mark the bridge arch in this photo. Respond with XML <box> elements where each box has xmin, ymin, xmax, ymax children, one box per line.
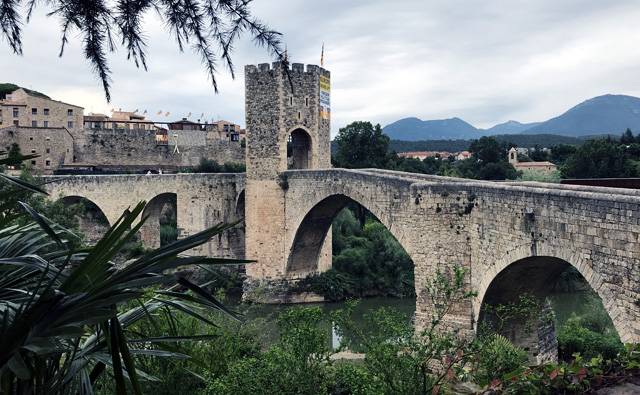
<box><xmin>475</xmin><ymin>247</ymin><xmax>625</xmax><ymax>346</ymax></box>
<box><xmin>235</xmin><ymin>190</ymin><xmax>245</xmax><ymax>218</ymax></box>
<box><xmin>139</xmin><ymin>192</ymin><xmax>178</xmax><ymax>248</ymax></box>
<box><xmin>58</xmin><ymin>196</ymin><xmax>111</xmax><ymax>245</ymax></box>
<box><xmin>286</xmin><ymin>192</ymin><xmax>411</xmax><ymax>278</ymax></box>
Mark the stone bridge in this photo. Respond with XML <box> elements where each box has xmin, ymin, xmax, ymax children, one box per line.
<box><xmin>43</xmin><ymin>168</ymin><xmax>640</xmax><ymax>344</ymax></box>
<box><xmin>43</xmin><ymin>173</ymin><xmax>246</xmax><ymax>258</ymax></box>
<box><xmin>37</xmin><ymin>60</ymin><xmax>640</xmax><ymax>350</ymax></box>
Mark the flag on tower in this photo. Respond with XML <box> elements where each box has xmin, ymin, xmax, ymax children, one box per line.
<box><xmin>320</xmin><ymin>42</ymin><xmax>324</xmax><ymax>67</ymax></box>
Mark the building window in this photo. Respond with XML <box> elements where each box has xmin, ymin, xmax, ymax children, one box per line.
<box><xmin>31</xmin><ymin>120</ymin><xmax>37</xmax><ymax>127</ymax></box>
<box><xmin>67</xmin><ymin>121</ymin><xmax>73</xmax><ymax>128</ymax></box>
<box><xmin>67</xmin><ymin>109</ymin><xmax>73</xmax><ymax>116</ymax></box>
<box><xmin>30</xmin><ymin>160</ymin><xmax>36</xmax><ymax>166</ymax></box>
<box><xmin>31</xmin><ymin>108</ymin><xmax>37</xmax><ymax>115</ymax></box>
<box><xmin>29</xmin><ymin>137</ymin><xmax>33</xmax><ymax>141</ymax></box>
<box><xmin>31</xmin><ymin>149</ymin><xmax>36</xmax><ymax>154</ymax></box>
<box><xmin>289</xmin><ymin>97</ymin><xmax>293</xmax><ymax>105</ymax></box>
<box><xmin>13</xmin><ymin>120</ymin><xmax>18</xmax><ymax>126</ymax></box>
<box><xmin>46</xmin><ymin>148</ymin><xmax>50</xmax><ymax>154</ymax></box>
<box><xmin>305</xmin><ymin>97</ymin><xmax>309</xmax><ymax>107</ymax></box>
<box><xmin>44</xmin><ymin>108</ymin><xmax>50</xmax><ymax>116</ymax></box>
<box><xmin>297</xmin><ymin>111</ymin><xmax>301</xmax><ymax>120</ymax></box>
<box><xmin>12</xmin><ymin>108</ymin><xmax>18</xmax><ymax>117</ymax></box>
<box><xmin>45</xmin><ymin>137</ymin><xmax>50</xmax><ymax>141</ymax></box>
<box><xmin>45</xmin><ymin>160</ymin><xmax>51</xmax><ymax>167</ymax></box>
<box><xmin>43</xmin><ymin>121</ymin><xmax>48</xmax><ymax>127</ymax></box>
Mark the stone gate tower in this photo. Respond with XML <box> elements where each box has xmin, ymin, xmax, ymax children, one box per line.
<box><xmin>244</xmin><ymin>61</ymin><xmax>331</xmax><ymax>300</ymax></box>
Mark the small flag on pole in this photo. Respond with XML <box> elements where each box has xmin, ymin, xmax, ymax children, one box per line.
<box><xmin>320</xmin><ymin>42</ymin><xmax>324</xmax><ymax>67</ymax></box>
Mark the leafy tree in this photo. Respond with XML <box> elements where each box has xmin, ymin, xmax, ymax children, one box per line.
<box><xmin>469</xmin><ymin>136</ymin><xmax>505</xmax><ymax>164</ymax></box>
<box><xmin>6</xmin><ymin>143</ymin><xmax>23</xmax><ymax>168</ymax></box>
<box><xmin>561</xmin><ymin>138</ymin><xmax>638</xmax><ymax>178</ymax></box>
<box><xmin>529</xmin><ymin>145</ymin><xmax>549</xmax><ymax>162</ymax></box>
<box><xmin>549</xmin><ymin>144</ymin><xmax>578</xmax><ymax>165</ymax></box>
<box><xmin>0</xmin><ymin>0</ymin><xmax>285</xmax><ymax>101</ymax></box>
<box><xmin>476</xmin><ymin>162</ymin><xmax>518</xmax><ymax>181</ymax></box>
<box><xmin>333</xmin><ymin>121</ymin><xmax>392</xmax><ymax>168</ymax></box>
<box><xmin>621</xmin><ymin>128</ymin><xmax>636</xmax><ymax>144</ymax></box>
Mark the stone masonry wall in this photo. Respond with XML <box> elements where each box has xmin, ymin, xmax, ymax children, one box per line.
<box><xmin>0</xmin><ymin>126</ymin><xmax>74</xmax><ymax>174</ymax></box>
<box><xmin>75</xmin><ymin>129</ymin><xmax>244</xmax><ymax>167</ymax></box>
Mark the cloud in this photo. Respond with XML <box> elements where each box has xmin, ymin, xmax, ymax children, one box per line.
<box><xmin>1</xmin><ymin>0</ymin><xmax>639</xmax><ymax>134</ymax></box>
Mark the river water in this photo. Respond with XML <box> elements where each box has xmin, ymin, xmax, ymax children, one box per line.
<box><xmin>226</xmin><ymin>290</ymin><xmax>610</xmax><ymax>350</ymax></box>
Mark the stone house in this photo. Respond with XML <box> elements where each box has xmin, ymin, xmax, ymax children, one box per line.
<box><xmin>84</xmin><ymin>111</ymin><xmax>156</xmax><ymax>131</ymax></box>
<box><xmin>0</xmin><ymin>88</ymin><xmax>83</xmax><ymax>136</ymax></box>
<box><xmin>207</xmin><ymin>120</ymin><xmax>246</xmax><ymax>142</ymax></box>
<box><xmin>508</xmin><ymin>147</ymin><xmax>557</xmax><ymax>173</ymax></box>
<box><xmin>0</xmin><ymin>125</ymin><xmax>74</xmax><ymax>174</ymax></box>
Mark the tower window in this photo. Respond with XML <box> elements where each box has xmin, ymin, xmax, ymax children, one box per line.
<box><xmin>305</xmin><ymin>97</ymin><xmax>309</xmax><ymax>107</ymax></box>
<box><xmin>297</xmin><ymin>111</ymin><xmax>301</xmax><ymax>120</ymax></box>
<box><xmin>289</xmin><ymin>97</ymin><xmax>293</xmax><ymax>106</ymax></box>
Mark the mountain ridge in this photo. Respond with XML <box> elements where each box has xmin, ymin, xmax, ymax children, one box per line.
<box><xmin>383</xmin><ymin>94</ymin><xmax>640</xmax><ymax>141</ymax></box>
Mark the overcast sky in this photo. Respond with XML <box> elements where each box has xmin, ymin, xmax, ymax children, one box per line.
<box><xmin>2</xmin><ymin>0</ymin><xmax>640</xmax><ymax>133</ymax></box>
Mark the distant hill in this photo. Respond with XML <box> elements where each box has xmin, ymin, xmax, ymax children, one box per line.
<box><xmin>383</xmin><ymin>117</ymin><xmax>479</xmax><ymax>140</ymax></box>
<box><xmin>383</xmin><ymin>94</ymin><xmax>640</xmax><ymax>140</ymax></box>
<box><xmin>482</xmin><ymin>120</ymin><xmax>541</xmax><ymax>135</ymax></box>
<box><xmin>523</xmin><ymin>94</ymin><xmax>640</xmax><ymax>136</ymax></box>
<box><xmin>0</xmin><ymin>83</ymin><xmax>50</xmax><ymax>100</ymax></box>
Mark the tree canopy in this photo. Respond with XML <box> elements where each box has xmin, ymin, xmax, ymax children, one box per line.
<box><xmin>0</xmin><ymin>0</ymin><xmax>284</xmax><ymax>101</ymax></box>
<box><xmin>333</xmin><ymin>121</ymin><xmax>392</xmax><ymax>168</ymax></box>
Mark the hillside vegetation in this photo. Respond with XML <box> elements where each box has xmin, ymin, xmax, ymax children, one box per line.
<box><xmin>0</xmin><ymin>83</ymin><xmax>50</xmax><ymax>99</ymax></box>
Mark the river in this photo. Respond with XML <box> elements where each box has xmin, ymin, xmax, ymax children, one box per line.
<box><xmin>226</xmin><ymin>290</ymin><xmax>611</xmax><ymax>350</ymax></box>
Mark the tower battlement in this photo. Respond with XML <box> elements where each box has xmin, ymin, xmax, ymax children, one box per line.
<box><xmin>244</xmin><ymin>62</ymin><xmax>329</xmax><ymax>76</ymax></box>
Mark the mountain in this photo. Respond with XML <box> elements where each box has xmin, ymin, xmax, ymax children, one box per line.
<box><xmin>382</xmin><ymin>94</ymin><xmax>640</xmax><ymax>141</ymax></box>
<box><xmin>482</xmin><ymin>120</ymin><xmax>541</xmax><ymax>135</ymax></box>
<box><xmin>383</xmin><ymin>117</ymin><xmax>479</xmax><ymax>140</ymax></box>
<box><xmin>522</xmin><ymin>94</ymin><xmax>640</xmax><ymax>136</ymax></box>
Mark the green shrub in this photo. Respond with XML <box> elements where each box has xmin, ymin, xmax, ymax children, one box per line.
<box><xmin>558</xmin><ymin>315</ymin><xmax>623</xmax><ymax>360</ymax></box>
<box><xmin>160</xmin><ymin>223</ymin><xmax>178</xmax><ymax>245</ymax></box>
<box><xmin>208</xmin><ymin>307</ymin><xmax>334</xmax><ymax>395</ymax></box>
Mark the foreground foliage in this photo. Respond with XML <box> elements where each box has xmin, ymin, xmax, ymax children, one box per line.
<box><xmin>0</xmin><ymin>153</ymin><xmax>247</xmax><ymax>394</ymax></box>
